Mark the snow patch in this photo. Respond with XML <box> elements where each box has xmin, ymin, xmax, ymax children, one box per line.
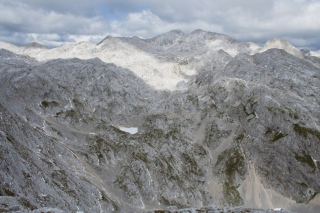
<box><xmin>273</xmin><ymin>208</ymin><xmax>282</xmax><ymax>211</ymax></box>
<box><xmin>311</xmin><ymin>156</ymin><xmax>318</xmax><ymax>168</ymax></box>
<box><xmin>119</xmin><ymin>126</ymin><xmax>138</xmax><ymax>134</ymax></box>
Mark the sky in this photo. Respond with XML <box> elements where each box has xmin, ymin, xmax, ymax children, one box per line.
<box><xmin>0</xmin><ymin>0</ymin><xmax>320</xmax><ymax>50</ymax></box>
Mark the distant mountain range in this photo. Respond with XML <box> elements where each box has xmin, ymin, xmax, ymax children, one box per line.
<box><xmin>0</xmin><ymin>30</ymin><xmax>319</xmax><ymax>213</ymax></box>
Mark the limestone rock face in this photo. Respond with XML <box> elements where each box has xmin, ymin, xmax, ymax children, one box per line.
<box><xmin>0</xmin><ymin>30</ymin><xmax>320</xmax><ymax>213</ymax></box>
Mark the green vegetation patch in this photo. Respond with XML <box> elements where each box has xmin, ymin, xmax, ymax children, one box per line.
<box><xmin>293</xmin><ymin>124</ymin><xmax>320</xmax><ymax>141</ymax></box>
<box><xmin>215</xmin><ymin>147</ymin><xmax>246</xmax><ymax>206</ymax></box>
<box><xmin>20</xmin><ymin>197</ymin><xmax>37</xmax><ymax>210</ymax></box>
<box><xmin>272</xmin><ymin>131</ymin><xmax>288</xmax><ymax>142</ymax></box>
<box><xmin>295</xmin><ymin>151</ymin><xmax>316</xmax><ymax>170</ymax></box>
<box><xmin>52</xmin><ymin>169</ymin><xmax>68</xmax><ymax>187</ymax></box>
<box><xmin>222</xmin><ymin>182</ymin><xmax>244</xmax><ymax>206</ymax></box>
<box><xmin>40</xmin><ymin>100</ymin><xmax>59</xmax><ymax>108</ymax></box>
<box><xmin>2</xmin><ymin>188</ymin><xmax>15</xmax><ymax>196</ymax></box>
<box><xmin>289</xmin><ymin>112</ymin><xmax>299</xmax><ymax>120</ymax></box>
<box><xmin>235</xmin><ymin>134</ymin><xmax>244</xmax><ymax>142</ymax></box>
<box><xmin>224</xmin><ymin>150</ymin><xmax>245</xmax><ymax>179</ymax></box>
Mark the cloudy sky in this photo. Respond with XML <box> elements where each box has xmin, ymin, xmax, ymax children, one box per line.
<box><xmin>1</xmin><ymin>0</ymin><xmax>320</xmax><ymax>49</ymax></box>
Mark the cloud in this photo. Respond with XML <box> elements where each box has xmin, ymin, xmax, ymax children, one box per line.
<box><xmin>0</xmin><ymin>0</ymin><xmax>319</xmax><ymax>50</ymax></box>
<box><xmin>226</xmin><ymin>0</ymin><xmax>320</xmax><ymax>48</ymax></box>
<box><xmin>0</xmin><ymin>1</ymin><xmax>109</xmax><ymax>35</ymax></box>
<box><xmin>0</xmin><ymin>0</ymin><xmax>111</xmax><ymax>47</ymax></box>
<box><xmin>16</xmin><ymin>0</ymin><xmax>102</xmax><ymax>17</ymax></box>
<box><xmin>109</xmin><ymin>10</ymin><xmax>223</xmax><ymax>38</ymax></box>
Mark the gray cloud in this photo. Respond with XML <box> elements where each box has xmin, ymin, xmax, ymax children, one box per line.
<box><xmin>0</xmin><ymin>0</ymin><xmax>320</xmax><ymax>50</ymax></box>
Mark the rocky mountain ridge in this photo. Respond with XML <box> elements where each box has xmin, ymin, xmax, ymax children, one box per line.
<box><xmin>0</xmin><ymin>30</ymin><xmax>320</xmax><ymax>213</ymax></box>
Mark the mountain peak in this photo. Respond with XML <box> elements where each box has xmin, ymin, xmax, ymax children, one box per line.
<box><xmin>265</xmin><ymin>37</ymin><xmax>291</xmax><ymax>47</ymax></box>
<box><xmin>96</xmin><ymin>35</ymin><xmax>114</xmax><ymax>45</ymax></box>
<box><xmin>24</xmin><ymin>42</ymin><xmax>48</xmax><ymax>50</ymax></box>
<box><xmin>168</xmin><ymin>29</ymin><xmax>184</xmax><ymax>34</ymax></box>
<box><xmin>260</xmin><ymin>37</ymin><xmax>304</xmax><ymax>59</ymax></box>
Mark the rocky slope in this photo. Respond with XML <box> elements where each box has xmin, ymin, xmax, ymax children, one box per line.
<box><xmin>0</xmin><ymin>30</ymin><xmax>320</xmax><ymax>213</ymax></box>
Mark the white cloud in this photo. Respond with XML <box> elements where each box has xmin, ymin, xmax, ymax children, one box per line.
<box><xmin>110</xmin><ymin>10</ymin><xmax>223</xmax><ymax>38</ymax></box>
<box><xmin>0</xmin><ymin>0</ymin><xmax>319</xmax><ymax>49</ymax></box>
<box><xmin>0</xmin><ymin>0</ymin><xmax>113</xmax><ymax>47</ymax></box>
<box><xmin>0</xmin><ymin>2</ymin><xmax>107</xmax><ymax>34</ymax></box>
<box><xmin>198</xmin><ymin>0</ymin><xmax>320</xmax><ymax>49</ymax></box>
<box><xmin>68</xmin><ymin>35</ymin><xmax>107</xmax><ymax>44</ymax></box>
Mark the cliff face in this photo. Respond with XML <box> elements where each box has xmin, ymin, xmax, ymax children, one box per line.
<box><xmin>0</xmin><ymin>30</ymin><xmax>320</xmax><ymax>213</ymax></box>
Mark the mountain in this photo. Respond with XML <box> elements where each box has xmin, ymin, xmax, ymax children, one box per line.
<box><xmin>0</xmin><ymin>30</ymin><xmax>320</xmax><ymax>213</ymax></box>
<box><xmin>117</xmin><ymin>29</ymin><xmax>260</xmax><ymax>57</ymax></box>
